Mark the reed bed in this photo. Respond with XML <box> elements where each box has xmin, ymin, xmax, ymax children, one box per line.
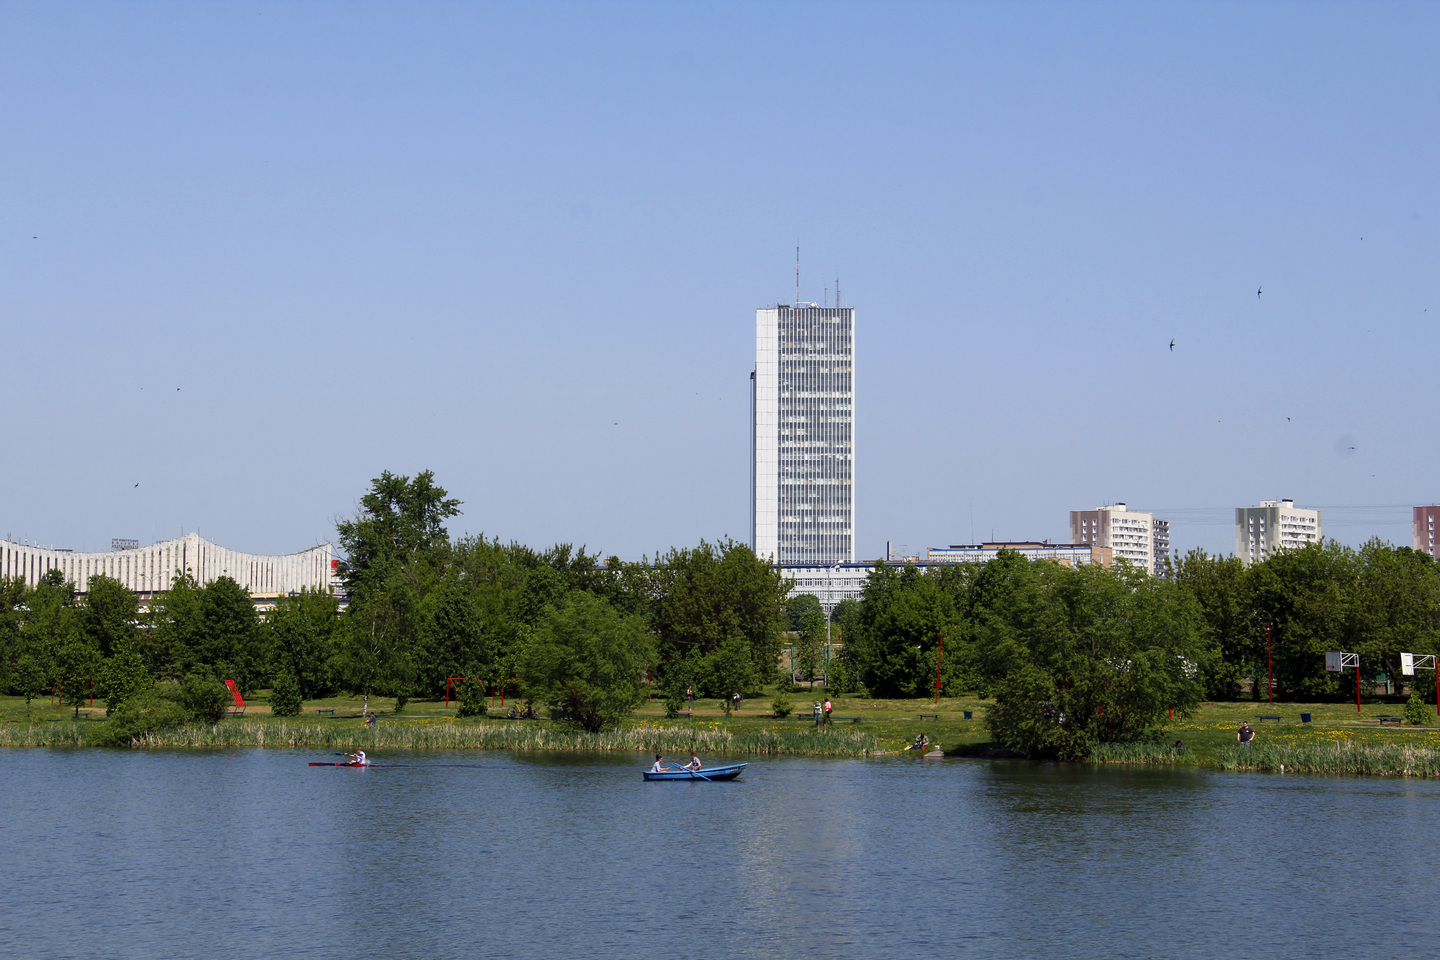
<box><xmin>1</xmin><ymin>718</ymin><xmax>882</xmax><ymax>757</ymax></box>
<box><xmin>0</xmin><ymin>723</ymin><xmax>91</xmax><ymax>747</ymax></box>
<box><xmin>1088</xmin><ymin>741</ymin><xmax>1186</xmax><ymax>765</ymax></box>
<box><xmin>1219</xmin><ymin>740</ymin><xmax>1440</xmax><ymax>778</ymax></box>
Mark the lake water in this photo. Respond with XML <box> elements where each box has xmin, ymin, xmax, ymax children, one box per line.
<box><xmin>2</xmin><ymin>749</ymin><xmax>1438</xmax><ymax>959</ymax></box>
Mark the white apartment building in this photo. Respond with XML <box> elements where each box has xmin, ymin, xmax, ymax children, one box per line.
<box><xmin>1070</xmin><ymin>503</ymin><xmax>1163</xmax><ymax>575</ymax></box>
<box><xmin>752</xmin><ymin>303</ymin><xmax>855</xmax><ymax>564</ymax></box>
<box><xmin>1236</xmin><ymin>499</ymin><xmax>1321</xmax><ymax>565</ymax></box>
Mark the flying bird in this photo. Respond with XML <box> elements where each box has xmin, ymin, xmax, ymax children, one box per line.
<box><xmin>134</xmin><ymin>483</ymin><xmax>139</xmax><ymax>488</ymax></box>
<box><xmin>1257</xmin><ymin>286</ymin><xmax>1262</xmax><ymax>299</ymax></box>
<box><xmin>1169</xmin><ymin>339</ymin><xmax>1175</xmax><ymax>351</ymax></box>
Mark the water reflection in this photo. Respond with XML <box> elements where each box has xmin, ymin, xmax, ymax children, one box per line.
<box><xmin>2</xmin><ymin>750</ymin><xmax>1438</xmax><ymax>959</ymax></box>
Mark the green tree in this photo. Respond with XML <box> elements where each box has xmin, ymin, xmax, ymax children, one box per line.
<box><xmin>705</xmin><ymin>635</ymin><xmax>759</xmax><ymax>715</ymax></box>
<box><xmin>182</xmin><ymin>673</ymin><xmax>230</xmax><ymax>722</ymax></box>
<box><xmin>196</xmin><ymin>576</ymin><xmax>265</xmax><ymax>694</ymax></box>
<box><xmin>516</xmin><ymin>592</ymin><xmax>653</xmax><ymax>732</ymax></box>
<box><xmin>79</xmin><ymin>575</ymin><xmax>139</xmax><ymax>659</ymax></box>
<box><xmin>0</xmin><ymin>575</ymin><xmax>30</xmax><ymax>697</ymax></box>
<box><xmin>97</xmin><ymin>638</ymin><xmax>152</xmax><ymax>714</ymax></box>
<box><xmin>1171</xmin><ymin>549</ymin><xmax>1252</xmax><ymax>699</ymax></box>
<box><xmin>787</xmin><ymin>594</ymin><xmax>827</xmax><ymax>688</ymax></box>
<box><xmin>27</xmin><ymin>571</ymin><xmax>96</xmax><ymax>715</ymax></box>
<box><xmin>270</xmin><ymin>671</ymin><xmax>303</xmax><ymax>717</ymax></box>
<box><xmin>336</xmin><ymin>469</ymin><xmax>461</xmax><ymax>597</ymax></box>
<box><xmin>1348</xmin><ymin>541</ymin><xmax>1440</xmax><ymax>696</ymax></box>
<box><xmin>651</xmin><ymin>538</ymin><xmax>789</xmax><ymax>693</ymax></box>
<box><xmin>847</xmin><ymin>562</ymin><xmax>959</xmax><ymax>698</ymax></box>
<box><xmin>1249</xmin><ymin>541</ymin><xmax>1355</xmax><ymax>699</ymax></box>
<box><xmin>335</xmin><ymin>470</ymin><xmax>459</xmax><ymax>707</ymax></box>
<box><xmin>974</xmin><ymin>562</ymin><xmax>1206</xmax><ymax>760</ymax></box>
<box><xmin>456</xmin><ymin>675</ymin><xmax>488</xmax><ymax>717</ymax></box>
<box><xmin>144</xmin><ymin>572</ymin><xmax>204</xmax><ymax>680</ymax></box>
<box><xmin>267</xmin><ymin>589</ymin><xmax>342</xmax><ymax>699</ymax></box>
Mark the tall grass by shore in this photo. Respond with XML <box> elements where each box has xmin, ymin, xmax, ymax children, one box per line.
<box><xmin>0</xmin><ymin>719</ymin><xmax>881</xmax><ymax>757</ymax></box>
<box><xmin>1218</xmin><ymin>741</ymin><xmax>1440</xmax><ymax>777</ymax></box>
<box><xmin>1089</xmin><ymin>741</ymin><xmax>1186</xmax><ymax>765</ymax></box>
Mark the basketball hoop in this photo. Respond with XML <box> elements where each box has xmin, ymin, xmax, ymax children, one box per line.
<box><xmin>1324</xmin><ymin>652</ymin><xmax>1361</xmax><ymax>712</ymax></box>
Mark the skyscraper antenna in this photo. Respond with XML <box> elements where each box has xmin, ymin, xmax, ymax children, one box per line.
<box><xmin>795</xmin><ymin>245</ymin><xmax>800</xmax><ymax>306</ymax></box>
<box><xmin>836</xmin><ymin>273</ymin><xmax>841</xmax><ymax>308</ymax></box>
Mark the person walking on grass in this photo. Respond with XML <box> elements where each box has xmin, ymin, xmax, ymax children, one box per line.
<box><xmin>823</xmin><ymin>698</ymin><xmax>833</xmax><ymax>725</ymax></box>
<box><xmin>1237</xmin><ymin>722</ymin><xmax>1255</xmax><ymax>748</ymax></box>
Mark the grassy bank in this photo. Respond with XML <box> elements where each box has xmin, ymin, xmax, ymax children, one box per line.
<box><xmin>6</xmin><ymin>691</ymin><xmax>1440</xmax><ymax>773</ymax></box>
<box><xmin>0</xmin><ymin>715</ymin><xmax>881</xmax><ymax>757</ymax></box>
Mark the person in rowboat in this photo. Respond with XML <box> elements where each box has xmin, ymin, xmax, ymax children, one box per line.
<box><xmin>650</xmin><ymin>754</ymin><xmax>670</xmax><ymax>773</ymax></box>
<box><xmin>683</xmin><ymin>751</ymin><xmax>701</xmax><ymax>771</ymax></box>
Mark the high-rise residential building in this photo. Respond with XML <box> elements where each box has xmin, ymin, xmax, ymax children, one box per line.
<box><xmin>1151</xmin><ymin>517</ymin><xmax>1171</xmax><ymax>576</ymax></box>
<box><xmin>1236</xmin><ymin>499</ymin><xmax>1321</xmax><ymax>566</ymax></box>
<box><xmin>1070</xmin><ymin>503</ymin><xmax>1163</xmax><ymax>575</ymax></box>
<box><xmin>1413</xmin><ymin>506</ymin><xmax>1440</xmax><ymax>559</ymax></box>
<box><xmin>752</xmin><ymin>303</ymin><xmax>855</xmax><ymax>564</ymax></box>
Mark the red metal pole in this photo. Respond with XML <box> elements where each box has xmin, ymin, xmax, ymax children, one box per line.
<box><xmin>1356</xmin><ymin>662</ymin><xmax>1362</xmax><ymax>713</ymax></box>
<box><xmin>933</xmin><ymin>635</ymin><xmax>945</xmax><ymax>706</ymax></box>
<box><xmin>1267</xmin><ymin>622</ymin><xmax>1273</xmax><ymax>704</ymax></box>
<box><xmin>1435</xmin><ymin>668</ymin><xmax>1438</xmax><ymax>719</ymax></box>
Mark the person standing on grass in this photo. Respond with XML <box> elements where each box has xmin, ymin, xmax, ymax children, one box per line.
<box><xmin>823</xmin><ymin>698</ymin><xmax>833</xmax><ymax>724</ymax></box>
<box><xmin>1237</xmin><ymin>722</ymin><xmax>1255</xmax><ymax>748</ymax></box>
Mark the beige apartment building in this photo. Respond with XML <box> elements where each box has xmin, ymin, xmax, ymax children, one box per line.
<box><xmin>1069</xmin><ymin>503</ymin><xmax>1167</xmax><ymax>576</ymax></box>
<box><xmin>1236</xmin><ymin>499</ymin><xmax>1321</xmax><ymax>566</ymax></box>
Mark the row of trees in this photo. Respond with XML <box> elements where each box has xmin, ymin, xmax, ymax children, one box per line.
<box><xmin>831</xmin><ymin>539</ymin><xmax>1440</xmax><ymax>757</ymax></box>
<box><xmin>0</xmin><ymin>471</ymin><xmax>793</xmax><ymax>733</ymax></box>
<box><xmin>6</xmin><ymin>470</ymin><xmax>1437</xmax><ymax>752</ymax></box>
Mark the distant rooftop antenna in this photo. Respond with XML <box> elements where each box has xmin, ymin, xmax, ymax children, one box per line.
<box><xmin>836</xmin><ymin>273</ymin><xmax>841</xmax><ymax>308</ymax></box>
<box><xmin>795</xmin><ymin>245</ymin><xmax>800</xmax><ymax>306</ymax></box>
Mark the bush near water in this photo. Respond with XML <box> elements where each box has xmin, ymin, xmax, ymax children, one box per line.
<box><xmin>5</xmin><ymin>471</ymin><xmax>1440</xmax><ymax>757</ymax></box>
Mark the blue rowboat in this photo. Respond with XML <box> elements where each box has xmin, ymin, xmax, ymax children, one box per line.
<box><xmin>643</xmin><ymin>762</ymin><xmax>747</xmax><ymax>781</ymax></box>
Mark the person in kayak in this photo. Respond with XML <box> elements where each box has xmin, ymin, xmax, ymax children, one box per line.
<box><xmin>683</xmin><ymin>751</ymin><xmax>702</xmax><ymax>771</ymax></box>
<box><xmin>346</xmin><ymin>750</ymin><xmax>369</xmax><ymax>766</ymax></box>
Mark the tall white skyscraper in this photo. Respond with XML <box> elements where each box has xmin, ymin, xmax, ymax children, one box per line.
<box><xmin>752</xmin><ymin>303</ymin><xmax>855</xmax><ymax>564</ymax></box>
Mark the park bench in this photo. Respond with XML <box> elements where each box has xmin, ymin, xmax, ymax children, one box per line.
<box><xmin>1256</xmin><ymin>715</ymin><xmax>1282</xmax><ymax>722</ymax></box>
<box><xmin>830</xmin><ymin>716</ymin><xmax>862</xmax><ymax>724</ymax></box>
<box><xmin>316</xmin><ymin>708</ymin><xmax>336</xmax><ymax>717</ymax></box>
<box><xmin>919</xmin><ymin>714</ymin><xmax>939</xmax><ymax>721</ymax></box>
<box><xmin>1378</xmin><ymin>716</ymin><xmax>1403</xmax><ymax>725</ymax></box>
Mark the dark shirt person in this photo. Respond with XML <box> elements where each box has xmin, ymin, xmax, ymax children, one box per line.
<box><xmin>1237</xmin><ymin>722</ymin><xmax>1255</xmax><ymax>747</ymax></box>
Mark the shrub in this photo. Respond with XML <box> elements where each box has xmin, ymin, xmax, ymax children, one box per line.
<box><xmin>1404</xmin><ymin>692</ymin><xmax>1431</xmax><ymax>726</ymax></box>
<box><xmin>91</xmin><ymin>687</ymin><xmax>193</xmax><ymax>747</ymax></box>
<box><xmin>771</xmin><ymin>694</ymin><xmax>794</xmax><ymax>718</ymax></box>
<box><xmin>663</xmin><ymin>695</ymin><xmax>683</xmax><ymax>719</ymax></box>
<box><xmin>182</xmin><ymin>674</ymin><xmax>230</xmax><ymax>722</ymax></box>
<box><xmin>270</xmin><ymin>673</ymin><xmax>303</xmax><ymax>717</ymax></box>
<box><xmin>456</xmin><ymin>678</ymin><xmax>487</xmax><ymax>718</ymax></box>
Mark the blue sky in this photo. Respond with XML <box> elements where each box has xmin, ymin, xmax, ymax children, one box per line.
<box><xmin>3</xmin><ymin>1</ymin><xmax>1437</xmax><ymax>562</ymax></box>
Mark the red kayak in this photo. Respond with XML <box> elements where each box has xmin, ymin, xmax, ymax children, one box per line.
<box><xmin>308</xmin><ymin>761</ymin><xmax>388</xmax><ymax>767</ymax></box>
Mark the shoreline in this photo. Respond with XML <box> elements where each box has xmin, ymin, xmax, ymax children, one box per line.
<box><xmin>7</xmin><ymin>718</ymin><xmax>1440</xmax><ymax>778</ymax></box>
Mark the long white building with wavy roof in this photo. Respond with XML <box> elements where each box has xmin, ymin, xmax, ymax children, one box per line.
<box><xmin>0</xmin><ymin>533</ymin><xmax>332</xmax><ymax>597</ymax></box>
